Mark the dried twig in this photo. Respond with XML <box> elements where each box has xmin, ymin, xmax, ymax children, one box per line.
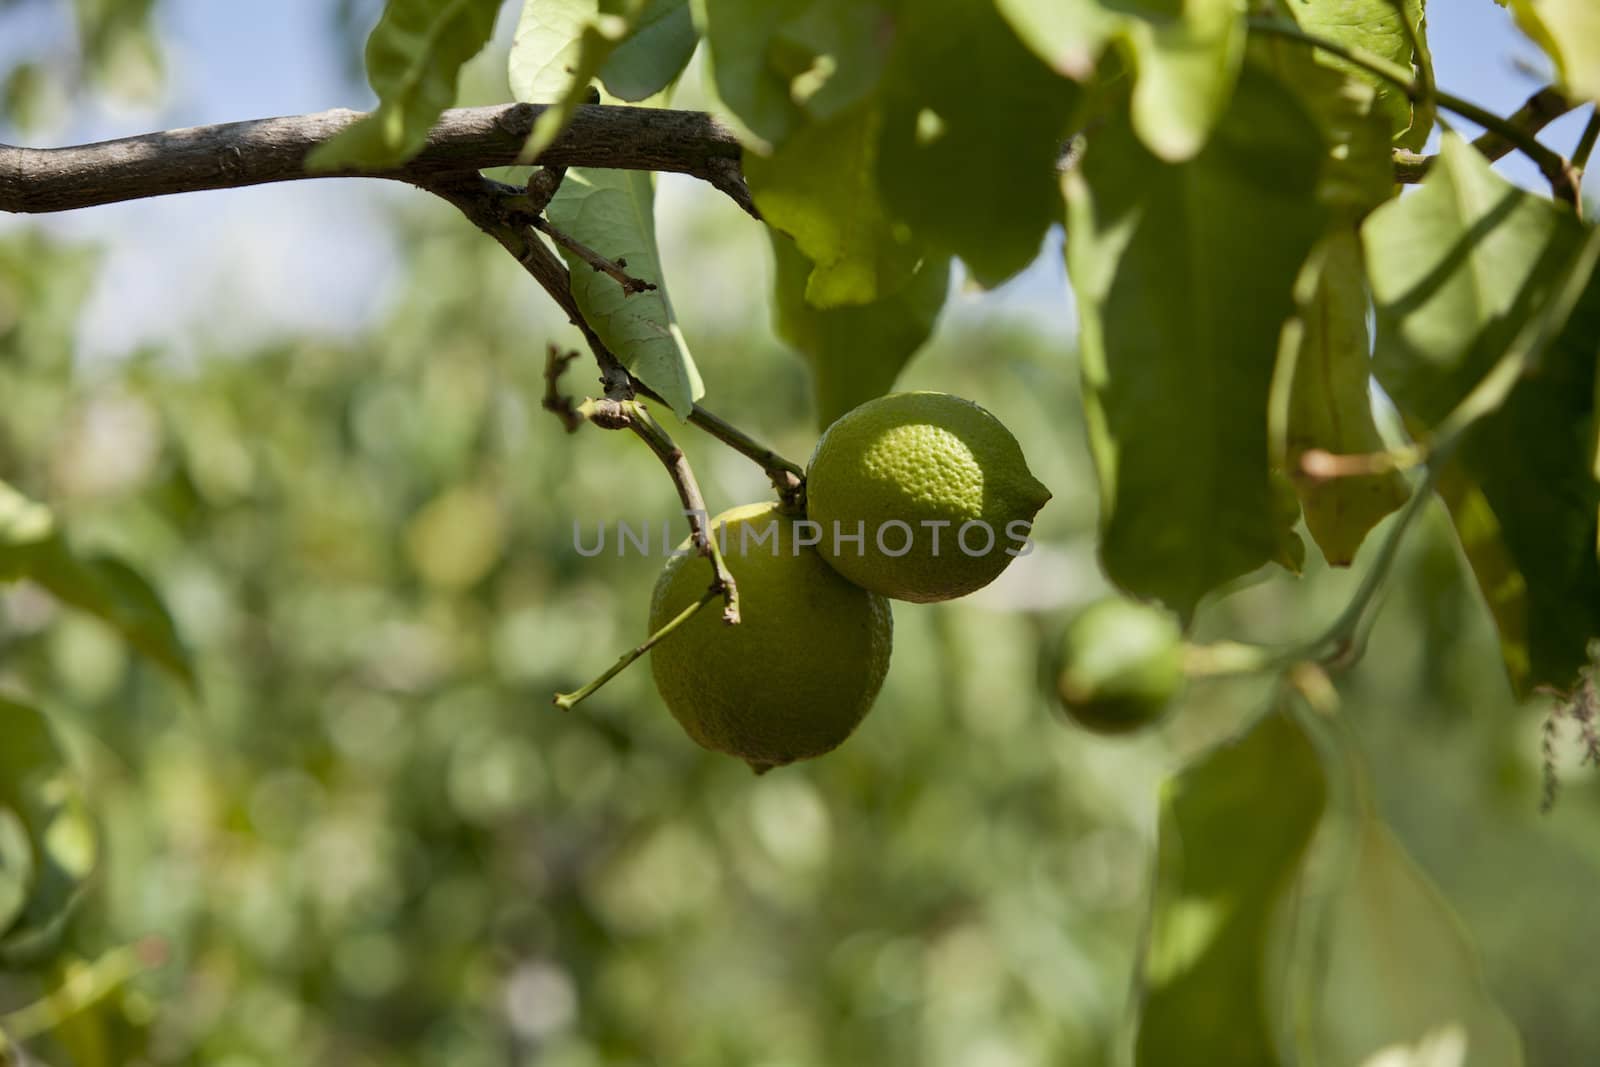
<box><xmin>532</xmin><ymin>216</ymin><xmax>657</xmax><ymax>295</ymax></box>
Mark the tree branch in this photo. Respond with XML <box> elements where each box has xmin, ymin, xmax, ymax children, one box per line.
<box><xmin>1394</xmin><ymin>86</ymin><xmax>1579</xmax><ymax>185</ymax></box>
<box><xmin>0</xmin><ymin>102</ymin><xmax>747</xmax><ymax>215</ymax></box>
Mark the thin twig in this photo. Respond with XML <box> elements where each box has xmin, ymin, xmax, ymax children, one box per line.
<box><xmin>524</xmin><ymin>164</ymin><xmax>568</xmax><ymax>214</ymax></box>
<box><xmin>1250</xmin><ymin>17</ymin><xmax>1580</xmax><ymax>205</ymax></box>
<box><xmin>531</xmin><ymin>216</ymin><xmax>657</xmax><ymax>295</ymax></box>
<box><xmin>1574</xmin><ymin>108</ymin><xmax>1600</xmax><ymax>172</ymax></box>
<box><xmin>553</xmin><ymin>586</ymin><xmax>720</xmax><ymax>711</ymax></box>
<box><xmin>1394</xmin><ymin>86</ymin><xmax>1578</xmax><ymax>184</ymax></box>
<box><xmin>542</xmin><ymin>345</ymin><xmax>585</xmax><ymax>432</ymax></box>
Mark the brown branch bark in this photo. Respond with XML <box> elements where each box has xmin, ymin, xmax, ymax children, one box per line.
<box><xmin>1393</xmin><ymin>85</ymin><xmax>1579</xmax><ymax>186</ymax></box>
<box><xmin>0</xmin><ymin>102</ymin><xmax>747</xmax><ymax>215</ymax></box>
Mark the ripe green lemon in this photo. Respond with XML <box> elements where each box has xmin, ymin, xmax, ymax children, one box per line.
<box><xmin>805</xmin><ymin>392</ymin><xmax>1051</xmax><ymax>602</ymax></box>
<box><xmin>649</xmin><ymin>502</ymin><xmax>894</xmax><ymax>772</ymax></box>
<box><xmin>1056</xmin><ymin>597</ymin><xmax>1184</xmax><ymax>735</ymax></box>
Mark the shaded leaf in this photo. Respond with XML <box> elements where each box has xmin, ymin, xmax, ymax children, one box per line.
<box><xmin>1509</xmin><ymin>0</ymin><xmax>1600</xmax><ymax>103</ymax></box>
<box><xmin>545</xmin><ymin>167</ymin><xmax>705</xmax><ymax>417</ymax></box>
<box><xmin>874</xmin><ymin>0</ymin><xmax>1080</xmax><ymax>287</ymax></box>
<box><xmin>1134</xmin><ymin>709</ymin><xmax>1327</xmax><ymax>1066</ymax></box>
<box><xmin>1310</xmin><ymin>818</ymin><xmax>1524</xmax><ymax>1067</ymax></box>
<box><xmin>769</xmin><ymin>231</ymin><xmax>949</xmax><ymax>428</ymax></box>
<box><xmin>746</xmin><ymin>101</ymin><xmax>921</xmax><ymax>308</ymax></box>
<box><xmin>1276</xmin><ymin>0</ymin><xmax>1434</xmax><ymax>150</ymax></box>
<box><xmin>1065</xmin><ymin>64</ymin><xmax>1328</xmax><ymax>618</ymax></box>
<box><xmin>0</xmin><ymin>809</ymin><xmax>31</xmax><ymax>934</ymax></box>
<box><xmin>1275</xmin><ymin>232</ymin><xmax>1408</xmax><ymax>566</ymax></box>
<box><xmin>308</xmin><ymin>0</ymin><xmax>503</xmax><ymax>170</ymax></box>
<box><xmin>1364</xmin><ymin>134</ymin><xmax>1600</xmax><ymax>693</ymax></box>
<box><xmin>0</xmin><ymin>480</ymin><xmax>194</xmax><ymax>686</ymax></box>
<box><xmin>995</xmin><ymin>0</ymin><xmax>1243</xmax><ymax>162</ymax></box>
<box><xmin>600</xmin><ymin>0</ymin><xmax>698</xmax><ymax>101</ymax></box>
<box><xmin>692</xmin><ymin>0</ymin><xmax>891</xmax><ymax>149</ymax></box>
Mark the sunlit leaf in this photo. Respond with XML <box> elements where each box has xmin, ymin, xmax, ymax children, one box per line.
<box><xmin>1275</xmin><ymin>0</ymin><xmax>1434</xmax><ymax>150</ymax></box>
<box><xmin>307</xmin><ymin>0</ymin><xmax>504</xmax><ymax>170</ymax></box>
<box><xmin>545</xmin><ymin>167</ymin><xmax>705</xmax><ymax>417</ymax></box>
<box><xmin>1509</xmin><ymin>0</ymin><xmax>1600</xmax><ymax>103</ymax></box>
<box><xmin>769</xmin><ymin>231</ymin><xmax>948</xmax><ymax>428</ymax></box>
<box><xmin>746</xmin><ymin>101</ymin><xmax>921</xmax><ymax>309</ymax></box>
<box><xmin>1134</xmin><ymin>708</ymin><xmax>1327</xmax><ymax>1066</ymax></box>
<box><xmin>1065</xmin><ymin>64</ymin><xmax>1327</xmax><ymax>618</ymax></box>
<box><xmin>1311</xmin><ymin>818</ymin><xmax>1524</xmax><ymax>1067</ymax></box>
<box><xmin>874</xmin><ymin>0</ymin><xmax>1080</xmax><ymax>287</ymax></box>
<box><xmin>1364</xmin><ymin>134</ymin><xmax>1600</xmax><ymax>693</ymax></box>
<box><xmin>509</xmin><ymin>0</ymin><xmax>647</xmax><ymax>160</ymax></box>
<box><xmin>1275</xmin><ymin>232</ymin><xmax>1408</xmax><ymax>566</ymax></box>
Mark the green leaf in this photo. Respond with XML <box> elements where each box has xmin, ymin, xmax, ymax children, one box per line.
<box><xmin>1509</xmin><ymin>0</ymin><xmax>1600</xmax><ymax>103</ymax></box>
<box><xmin>769</xmin><ymin>231</ymin><xmax>949</xmax><ymax>428</ymax></box>
<box><xmin>874</xmin><ymin>0</ymin><xmax>1080</xmax><ymax>286</ymax></box>
<box><xmin>994</xmin><ymin>0</ymin><xmax>1244</xmax><ymax>162</ymax></box>
<box><xmin>1275</xmin><ymin>0</ymin><xmax>1434</xmax><ymax>150</ymax></box>
<box><xmin>1310</xmin><ymin>818</ymin><xmax>1524</xmax><ymax>1067</ymax></box>
<box><xmin>0</xmin><ymin>810</ymin><xmax>33</xmax><ymax>935</ymax></box>
<box><xmin>1364</xmin><ymin>134</ymin><xmax>1600</xmax><ymax>693</ymax></box>
<box><xmin>1274</xmin><ymin>231</ymin><xmax>1408</xmax><ymax>566</ymax></box>
<box><xmin>746</xmin><ymin>101</ymin><xmax>921</xmax><ymax>309</ymax></box>
<box><xmin>0</xmin><ymin>480</ymin><xmax>194</xmax><ymax>687</ymax></box>
<box><xmin>692</xmin><ymin>0</ymin><xmax>892</xmax><ymax>149</ymax></box>
<box><xmin>508</xmin><ymin>0</ymin><xmax>649</xmax><ymax>160</ymax></box>
<box><xmin>1134</xmin><ymin>709</ymin><xmax>1327</xmax><ymax>1066</ymax></box>
<box><xmin>600</xmin><ymin>0</ymin><xmax>697</xmax><ymax>101</ymax></box>
<box><xmin>1065</xmin><ymin>63</ymin><xmax>1328</xmax><ymax>618</ymax></box>
<box><xmin>307</xmin><ymin>0</ymin><xmax>503</xmax><ymax>170</ymax></box>
<box><xmin>545</xmin><ymin>168</ymin><xmax>705</xmax><ymax>417</ymax></box>
<box><xmin>0</xmin><ymin>697</ymin><xmax>98</xmax><ymax>964</ymax></box>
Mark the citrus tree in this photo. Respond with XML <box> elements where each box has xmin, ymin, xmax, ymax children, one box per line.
<box><xmin>1</xmin><ymin>0</ymin><xmax>1598</xmax><ymax>1063</ymax></box>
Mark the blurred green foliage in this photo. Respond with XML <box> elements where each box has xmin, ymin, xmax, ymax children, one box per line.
<box><xmin>0</xmin><ymin>168</ymin><xmax>1597</xmax><ymax>1067</ymax></box>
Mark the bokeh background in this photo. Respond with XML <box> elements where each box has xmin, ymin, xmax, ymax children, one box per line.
<box><xmin>2</xmin><ymin>3</ymin><xmax>1598</xmax><ymax>1064</ymax></box>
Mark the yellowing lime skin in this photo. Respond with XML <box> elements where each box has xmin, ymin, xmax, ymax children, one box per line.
<box><xmin>649</xmin><ymin>503</ymin><xmax>894</xmax><ymax>772</ymax></box>
<box><xmin>1056</xmin><ymin>597</ymin><xmax>1184</xmax><ymax>735</ymax></box>
<box><xmin>805</xmin><ymin>392</ymin><xmax>1051</xmax><ymax>603</ymax></box>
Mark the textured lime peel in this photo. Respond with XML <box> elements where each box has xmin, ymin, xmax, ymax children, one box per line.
<box><xmin>805</xmin><ymin>392</ymin><xmax>1052</xmax><ymax>603</ymax></box>
<box><xmin>649</xmin><ymin>503</ymin><xmax>894</xmax><ymax>772</ymax></box>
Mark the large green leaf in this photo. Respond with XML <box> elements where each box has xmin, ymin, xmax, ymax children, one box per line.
<box><xmin>1364</xmin><ymin>134</ymin><xmax>1600</xmax><ymax>693</ymax></box>
<box><xmin>0</xmin><ymin>697</ymin><xmax>98</xmax><ymax>965</ymax></box>
<box><xmin>745</xmin><ymin>101</ymin><xmax>922</xmax><ymax>309</ymax></box>
<box><xmin>1065</xmin><ymin>64</ymin><xmax>1328</xmax><ymax>618</ymax></box>
<box><xmin>600</xmin><ymin>0</ymin><xmax>697</xmax><ymax>101</ymax></box>
<box><xmin>307</xmin><ymin>0</ymin><xmax>504</xmax><ymax>170</ymax></box>
<box><xmin>769</xmin><ymin>231</ymin><xmax>949</xmax><ymax>428</ymax></box>
<box><xmin>1134</xmin><ymin>709</ymin><xmax>1327</xmax><ymax>1066</ymax></box>
<box><xmin>1310</xmin><ymin>818</ymin><xmax>1524</xmax><ymax>1067</ymax></box>
<box><xmin>545</xmin><ymin>167</ymin><xmax>705</xmax><ymax>417</ymax></box>
<box><xmin>1276</xmin><ymin>0</ymin><xmax>1434</xmax><ymax>150</ymax></box>
<box><xmin>692</xmin><ymin>0</ymin><xmax>891</xmax><ymax>150</ymax></box>
<box><xmin>1275</xmin><ymin>231</ymin><xmax>1408</xmax><ymax>566</ymax></box>
<box><xmin>995</xmin><ymin>0</ymin><xmax>1243</xmax><ymax>162</ymax></box>
<box><xmin>1508</xmin><ymin>0</ymin><xmax>1600</xmax><ymax>103</ymax></box>
<box><xmin>0</xmin><ymin>480</ymin><xmax>194</xmax><ymax>686</ymax></box>
<box><xmin>874</xmin><ymin>0</ymin><xmax>1080</xmax><ymax>287</ymax></box>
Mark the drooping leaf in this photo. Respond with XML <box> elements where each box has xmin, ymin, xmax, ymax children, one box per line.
<box><xmin>745</xmin><ymin>101</ymin><xmax>922</xmax><ymax>309</ymax></box>
<box><xmin>0</xmin><ymin>697</ymin><xmax>98</xmax><ymax>964</ymax></box>
<box><xmin>1134</xmin><ymin>708</ymin><xmax>1327</xmax><ymax>1066</ymax></box>
<box><xmin>1275</xmin><ymin>0</ymin><xmax>1434</xmax><ymax>150</ymax></box>
<box><xmin>0</xmin><ymin>809</ymin><xmax>31</xmax><ymax>935</ymax></box>
<box><xmin>0</xmin><ymin>480</ymin><xmax>194</xmax><ymax>686</ymax></box>
<box><xmin>1275</xmin><ymin>231</ymin><xmax>1409</xmax><ymax>566</ymax></box>
<box><xmin>600</xmin><ymin>0</ymin><xmax>698</xmax><ymax>101</ymax></box>
<box><xmin>1308</xmin><ymin>817</ymin><xmax>1525</xmax><ymax>1067</ymax></box>
<box><xmin>307</xmin><ymin>0</ymin><xmax>504</xmax><ymax>170</ymax></box>
<box><xmin>508</xmin><ymin>0</ymin><xmax>646</xmax><ymax>161</ymax></box>
<box><xmin>691</xmin><ymin>0</ymin><xmax>892</xmax><ymax>150</ymax></box>
<box><xmin>769</xmin><ymin>231</ymin><xmax>949</xmax><ymax>428</ymax></box>
<box><xmin>545</xmin><ymin>167</ymin><xmax>705</xmax><ymax>417</ymax></box>
<box><xmin>874</xmin><ymin>0</ymin><xmax>1080</xmax><ymax>287</ymax></box>
<box><xmin>994</xmin><ymin>0</ymin><xmax>1244</xmax><ymax>162</ymax></box>
<box><xmin>1065</xmin><ymin>64</ymin><xmax>1328</xmax><ymax>618</ymax></box>
<box><xmin>1509</xmin><ymin>0</ymin><xmax>1600</xmax><ymax>103</ymax></box>
<box><xmin>1364</xmin><ymin>134</ymin><xmax>1600</xmax><ymax>693</ymax></box>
